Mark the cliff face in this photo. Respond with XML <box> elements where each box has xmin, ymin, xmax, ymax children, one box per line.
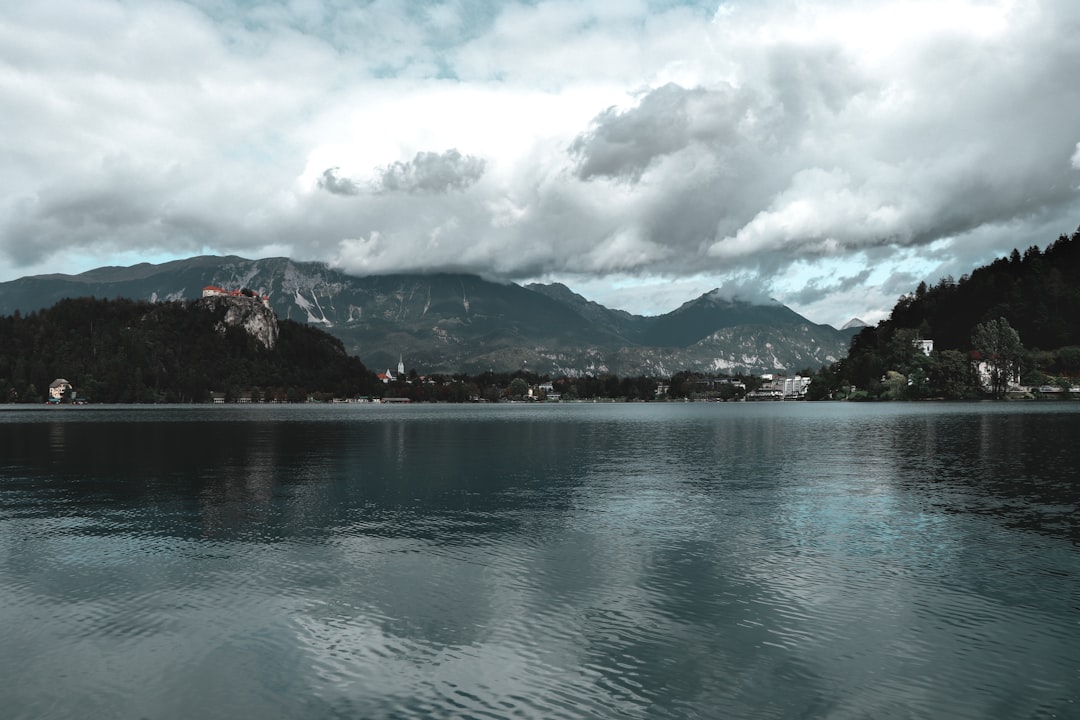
<box><xmin>197</xmin><ymin>295</ymin><xmax>279</xmax><ymax>350</ymax></box>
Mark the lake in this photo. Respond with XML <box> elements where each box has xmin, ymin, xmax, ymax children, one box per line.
<box><xmin>1</xmin><ymin>402</ymin><xmax>1078</xmax><ymax>719</ymax></box>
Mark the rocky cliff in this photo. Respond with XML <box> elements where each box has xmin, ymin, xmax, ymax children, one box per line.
<box><xmin>197</xmin><ymin>294</ymin><xmax>279</xmax><ymax>350</ymax></box>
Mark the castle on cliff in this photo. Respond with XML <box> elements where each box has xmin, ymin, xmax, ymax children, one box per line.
<box><xmin>202</xmin><ymin>285</ymin><xmax>270</xmax><ymax>308</ymax></box>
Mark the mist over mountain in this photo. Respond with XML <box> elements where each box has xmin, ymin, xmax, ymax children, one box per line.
<box><xmin>0</xmin><ymin>256</ymin><xmax>857</xmax><ymax>376</ymax></box>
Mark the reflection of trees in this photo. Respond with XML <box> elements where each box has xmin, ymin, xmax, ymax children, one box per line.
<box><xmin>972</xmin><ymin>317</ymin><xmax>1023</xmax><ymax>398</ymax></box>
<box><xmin>2</xmin><ymin>410</ymin><xmax>601</xmax><ymax>542</ymax></box>
<box><xmin>345</xmin><ymin>416</ymin><xmax>589</xmax><ymax>540</ymax></box>
<box><xmin>894</xmin><ymin>410</ymin><xmax>1080</xmax><ymax>542</ymax></box>
<box><xmin>197</xmin><ymin>427</ymin><xmax>281</xmax><ymax>535</ymax></box>
<box><xmin>2</xmin><ymin>417</ymin><xmax>288</xmax><ymax>538</ymax></box>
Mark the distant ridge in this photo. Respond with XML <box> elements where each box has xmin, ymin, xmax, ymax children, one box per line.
<box><xmin>0</xmin><ymin>256</ymin><xmax>856</xmax><ymax>376</ymax></box>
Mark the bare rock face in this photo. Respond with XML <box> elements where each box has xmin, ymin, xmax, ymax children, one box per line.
<box><xmin>198</xmin><ymin>295</ymin><xmax>279</xmax><ymax>350</ymax></box>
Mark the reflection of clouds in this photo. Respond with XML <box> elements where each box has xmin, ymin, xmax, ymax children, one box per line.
<box><xmin>5</xmin><ymin>405</ymin><xmax>1080</xmax><ymax>717</ymax></box>
<box><xmin>738</xmin><ymin>406</ymin><xmax>1080</xmax><ymax>717</ymax></box>
<box><xmin>563</xmin><ymin>419</ymin><xmax>834</xmax><ymax>713</ymax></box>
<box><xmin>291</xmin><ymin>529</ymin><xmax>640</xmax><ymax>718</ymax></box>
<box><xmin>0</xmin><ymin>522</ymin><xmax>317</xmax><ymax>719</ymax></box>
<box><xmin>294</xmin><ymin>606</ymin><xmax>611</xmax><ymax>718</ymax></box>
<box><xmin>739</xmin><ymin>410</ymin><xmax>953</xmax><ymax>693</ymax></box>
<box><xmin>546</xmin><ymin>404</ymin><xmax>1080</xmax><ymax>716</ymax></box>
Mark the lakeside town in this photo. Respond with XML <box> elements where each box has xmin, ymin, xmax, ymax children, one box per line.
<box><xmin>35</xmin><ymin>350</ymin><xmax>1080</xmax><ymax>406</ymax></box>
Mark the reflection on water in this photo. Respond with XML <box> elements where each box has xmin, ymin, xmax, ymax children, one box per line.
<box><xmin>1</xmin><ymin>403</ymin><xmax>1079</xmax><ymax>719</ymax></box>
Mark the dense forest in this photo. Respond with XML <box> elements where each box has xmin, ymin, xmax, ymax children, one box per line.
<box><xmin>809</xmin><ymin>226</ymin><xmax>1080</xmax><ymax>400</ymax></box>
<box><xmin>0</xmin><ymin>297</ymin><xmax>381</xmax><ymax>403</ymax></box>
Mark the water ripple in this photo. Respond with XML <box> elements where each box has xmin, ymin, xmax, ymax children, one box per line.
<box><xmin>3</xmin><ymin>403</ymin><xmax>1080</xmax><ymax>718</ymax></box>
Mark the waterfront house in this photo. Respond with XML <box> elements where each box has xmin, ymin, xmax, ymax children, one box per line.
<box><xmin>48</xmin><ymin>378</ymin><xmax>73</xmax><ymax>403</ymax></box>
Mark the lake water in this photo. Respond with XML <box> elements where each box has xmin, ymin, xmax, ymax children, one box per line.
<box><xmin>1</xmin><ymin>402</ymin><xmax>1078</xmax><ymax>719</ymax></box>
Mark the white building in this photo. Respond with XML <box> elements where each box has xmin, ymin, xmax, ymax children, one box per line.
<box><xmin>782</xmin><ymin>376</ymin><xmax>812</xmax><ymax>399</ymax></box>
<box><xmin>747</xmin><ymin>375</ymin><xmax>811</xmax><ymax>400</ymax></box>
<box><xmin>974</xmin><ymin>360</ymin><xmax>1020</xmax><ymax>392</ymax></box>
<box><xmin>913</xmin><ymin>339</ymin><xmax>934</xmax><ymax>356</ymax></box>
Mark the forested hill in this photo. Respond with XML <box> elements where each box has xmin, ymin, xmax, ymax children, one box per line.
<box><xmin>0</xmin><ymin>297</ymin><xmax>380</xmax><ymax>403</ymax></box>
<box><xmin>828</xmin><ymin>225</ymin><xmax>1080</xmax><ymax>398</ymax></box>
<box><xmin>881</xmin><ymin>226</ymin><xmax>1080</xmax><ymax>351</ymax></box>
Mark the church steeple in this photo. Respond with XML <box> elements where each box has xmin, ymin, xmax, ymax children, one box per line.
<box><xmin>398</xmin><ymin>354</ymin><xmax>405</xmax><ymax>376</ymax></box>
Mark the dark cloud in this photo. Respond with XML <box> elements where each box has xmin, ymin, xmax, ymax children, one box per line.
<box><xmin>318</xmin><ymin>168</ymin><xmax>361</xmax><ymax>196</ymax></box>
<box><xmin>783</xmin><ymin>269</ymin><xmax>875</xmax><ymax>307</ymax></box>
<box><xmin>570</xmin><ymin>83</ymin><xmax>754</xmax><ymax>182</ymax></box>
<box><xmin>319</xmin><ymin>150</ymin><xmax>487</xmax><ymax>199</ymax></box>
<box><xmin>571</xmin><ymin>84</ymin><xmax>701</xmax><ymax>181</ymax></box>
<box><xmin>377</xmin><ymin>149</ymin><xmax>486</xmax><ymax>193</ymax></box>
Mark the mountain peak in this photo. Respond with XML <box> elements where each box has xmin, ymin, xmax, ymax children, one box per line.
<box><xmin>841</xmin><ymin>317</ymin><xmax>869</xmax><ymax>330</ymax></box>
<box><xmin>667</xmin><ymin>289</ymin><xmax>780</xmax><ymax>315</ymax></box>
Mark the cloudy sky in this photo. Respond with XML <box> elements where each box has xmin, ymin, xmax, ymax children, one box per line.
<box><xmin>2</xmin><ymin>0</ymin><xmax>1079</xmax><ymax>326</ymax></box>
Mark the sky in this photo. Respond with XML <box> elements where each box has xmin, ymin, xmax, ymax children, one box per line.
<box><xmin>2</xmin><ymin>0</ymin><xmax>1079</xmax><ymax>327</ymax></box>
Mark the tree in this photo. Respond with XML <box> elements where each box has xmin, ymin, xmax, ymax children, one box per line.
<box><xmin>1056</xmin><ymin>346</ymin><xmax>1080</xmax><ymax>377</ymax></box>
<box><xmin>716</xmin><ymin>382</ymin><xmax>737</xmax><ymax>401</ymax></box>
<box><xmin>903</xmin><ymin>353</ymin><xmax>934</xmax><ymax>399</ymax></box>
<box><xmin>882</xmin><ymin>370</ymin><xmax>907</xmax><ymax>400</ymax></box>
<box><xmin>972</xmin><ymin>317</ymin><xmax>1023</xmax><ymax>398</ymax></box>
<box><xmin>508</xmin><ymin>377</ymin><xmax>529</xmax><ymax>399</ymax></box>
<box><xmin>930</xmin><ymin>350</ymin><xmax>977</xmax><ymax>399</ymax></box>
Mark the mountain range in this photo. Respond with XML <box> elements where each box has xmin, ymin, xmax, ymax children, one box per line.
<box><xmin>0</xmin><ymin>256</ymin><xmax>861</xmax><ymax>376</ymax></box>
